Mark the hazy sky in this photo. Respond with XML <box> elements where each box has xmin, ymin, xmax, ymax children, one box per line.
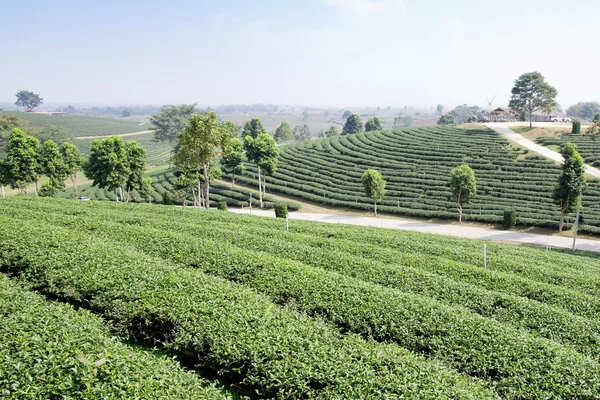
<box><xmin>1</xmin><ymin>0</ymin><xmax>598</xmax><ymax>109</ymax></box>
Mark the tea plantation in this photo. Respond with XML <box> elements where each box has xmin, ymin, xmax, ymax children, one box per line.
<box><xmin>235</xmin><ymin>126</ymin><xmax>600</xmax><ymax>233</ymax></box>
<box><xmin>2</xmin><ymin>197</ymin><xmax>600</xmax><ymax>398</ymax></box>
<box><xmin>537</xmin><ymin>134</ymin><xmax>600</xmax><ymax>166</ymax></box>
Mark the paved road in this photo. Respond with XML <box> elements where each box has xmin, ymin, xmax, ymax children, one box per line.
<box><xmin>230</xmin><ymin>209</ymin><xmax>600</xmax><ymax>253</ymax></box>
<box><xmin>486</xmin><ymin>123</ymin><xmax>600</xmax><ymax>178</ymax></box>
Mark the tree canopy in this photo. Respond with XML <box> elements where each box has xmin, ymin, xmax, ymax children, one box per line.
<box><xmin>342</xmin><ymin>110</ymin><xmax>352</xmax><ymax>120</ymax></box>
<box><xmin>566</xmin><ymin>102</ymin><xmax>600</xmax><ymax>121</ymax></box>
<box><xmin>437</xmin><ymin>114</ymin><xmax>456</xmax><ymax>125</ymax></box>
<box><xmin>150</xmin><ymin>104</ymin><xmax>197</xmax><ymax>142</ymax></box>
<box><xmin>242</xmin><ymin>118</ymin><xmax>267</xmax><ymax>139</ymax></box>
<box><xmin>61</xmin><ymin>142</ymin><xmax>85</xmax><ymax>196</ymax></box>
<box><xmin>553</xmin><ymin>142</ymin><xmax>586</xmax><ymax>232</ymax></box>
<box><xmin>39</xmin><ymin>140</ymin><xmax>69</xmax><ymax>196</ymax></box>
<box><xmin>449</xmin><ymin>105</ymin><xmax>482</xmax><ymax>124</ymax></box>
<box><xmin>244</xmin><ymin>133</ymin><xmax>279</xmax><ymax>208</ymax></box>
<box><xmin>0</xmin><ymin>128</ymin><xmax>40</xmax><ymax>193</ymax></box>
<box><xmin>84</xmin><ymin>136</ymin><xmax>131</xmax><ymax>201</ymax></box>
<box><xmin>220</xmin><ymin>137</ymin><xmax>246</xmax><ymax>188</ymax></box>
<box><xmin>293</xmin><ymin>124</ymin><xmax>312</xmax><ymax>141</ymax></box>
<box><xmin>220</xmin><ymin>121</ymin><xmax>240</xmax><ymax>139</ymax></box>
<box><xmin>15</xmin><ymin>90</ymin><xmax>43</xmax><ymax>112</ymax></box>
<box><xmin>393</xmin><ymin>116</ymin><xmax>413</xmax><ymax>128</ymax></box>
<box><xmin>449</xmin><ymin>164</ymin><xmax>476</xmax><ymax>223</ymax></box>
<box><xmin>361</xmin><ymin>169</ymin><xmax>386</xmax><ymax>216</ymax></box>
<box><xmin>365</xmin><ymin>116</ymin><xmax>383</xmax><ymax>132</ymax></box>
<box><xmin>274</xmin><ymin>121</ymin><xmax>295</xmax><ymax>143</ymax></box>
<box><xmin>342</xmin><ymin>114</ymin><xmax>364</xmax><ymax>135</ymax></box>
<box><xmin>508</xmin><ymin>72</ymin><xmax>558</xmax><ymax>128</ymax></box>
<box><xmin>318</xmin><ymin>125</ymin><xmax>340</xmax><ymax>138</ymax></box>
<box><xmin>437</xmin><ymin>104</ymin><xmax>444</xmax><ymax>115</ymax></box>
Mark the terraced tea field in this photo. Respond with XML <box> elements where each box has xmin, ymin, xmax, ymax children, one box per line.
<box><xmin>1</xmin><ymin>197</ymin><xmax>600</xmax><ymax>398</ymax></box>
<box><xmin>537</xmin><ymin>134</ymin><xmax>600</xmax><ymax>166</ymax></box>
<box><xmin>234</xmin><ymin>126</ymin><xmax>600</xmax><ymax>233</ymax></box>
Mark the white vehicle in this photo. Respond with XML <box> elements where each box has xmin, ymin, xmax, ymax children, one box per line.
<box><xmin>549</xmin><ymin>116</ymin><xmax>571</xmax><ymax>122</ymax></box>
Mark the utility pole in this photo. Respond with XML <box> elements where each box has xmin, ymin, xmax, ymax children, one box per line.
<box><xmin>572</xmin><ymin>183</ymin><xmax>583</xmax><ymax>252</ymax></box>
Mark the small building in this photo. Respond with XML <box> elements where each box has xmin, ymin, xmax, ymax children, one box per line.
<box><xmin>490</xmin><ymin>107</ymin><xmax>517</xmax><ymax>122</ymax></box>
<box><xmin>531</xmin><ymin>109</ymin><xmax>565</xmax><ymax>122</ymax></box>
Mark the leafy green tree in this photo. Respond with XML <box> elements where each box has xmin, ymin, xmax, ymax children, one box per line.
<box><xmin>449</xmin><ymin>105</ymin><xmax>481</xmax><ymax>124</ymax></box>
<box><xmin>220</xmin><ymin>121</ymin><xmax>240</xmax><ymax>139</ymax></box>
<box><xmin>449</xmin><ymin>164</ymin><xmax>476</xmax><ymax>223</ymax></box>
<box><xmin>274</xmin><ymin>121</ymin><xmax>295</xmax><ymax>143</ymax></box>
<box><xmin>39</xmin><ymin>140</ymin><xmax>69</xmax><ymax>197</ymax></box>
<box><xmin>15</xmin><ymin>90</ymin><xmax>43</xmax><ymax>112</ymax></box>
<box><xmin>318</xmin><ymin>125</ymin><xmax>340</xmax><ymax>138</ymax></box>
<box><xmin>566</xmin><ymin>102</ymin><xmax>600</xmax><ymax>121</ymax></box>
<box><xmin>437</xmin><ymin>114</ymin><xmax>456</xmax><ymax>125</ymax></box>
<box><xmin>365</xmin><ymin>116</ymin><xmax>383</xmax><ymax>132</ymax></box>
<box><xmin>150</xmin><ymin>104</ymin><xmax>197</xmax><ymax>142</ymax></box>
<box><xmin>221</xmin><ymin>137</ymin><xmax>246</xmax><ymax>188</ymax></box>
<box><xmin>0</xmin><ymin>114</ymin><xmax>28</xmax><ymax>151</ymax></box>
<box><xmin>342</xmin><ymin>110</ymin><xmax>352</xmax><ymax>120</ymax></box>
<box><xmin>553</xmin><ymin>143</ymin><xmax>586</xmax><ymax>232</ymax></box>
<box><xmin>140</xmin><ymin>177</ymin><xmax>153</xmax><ymax>202</ymax></box>
<box><xmin>60</xmin><ymin>142</ymin><xmax>85</xmax><ymax>196</ymax></box>
<box><xmin>244</xmin><ymin>133</ymin><xmax>279</xmax><ymax>208</ymax></box>
<box><xmin>242</xmin><ymin>118</ymin><xmax>267</xmax><ymax>139</ymax></box>
<box><xmin>301</xmin><ymin>111</ymin><xmax>310</xmax><ymax>121</ymax></box>
<box><xmin>361</xmin><ymin>169</ymin><xmax>386</xmax><ymax>216</ymax></box>
<box><xmin>84</xmin><ymin>136</ymin><xmax>131</xmax><ymax>201</ymax></box>
<box><xmin>342</xmin><ymin>114</ymin><xmax>364</xmax><ymax>135</ymax></box>
<box><xmin>173</xmin><ymin>112</ymin><xmax>224</xmax><ymax>208</ymax></box>
<box><xmin>0</xmin><ymin>129</ymin><xmax>39</xmax><ymax>194</ymax></box>
<box><xmin>35</xmin><ymin>125</ymin><xmax>70</xmax><ymax>144</ymax></box>
<box><xmin>293</xmin><ymin>124</ymin><xmax>312</xmax><ymax>141</ymax></box>
<box><xmin>467</xmin><ymin>115</ymin><xmax>478</xmax><ymax>123</ymax></box>
<box><xmin>124</xmin><ymin>141</ymin><xmax>147</xmax><ymax>201</ymax></box>
<box><xmin>509</xmin><ymin>72</ymin><xmax>558</xmax><ymax>128</ymax></box>
<box><xmin>437</xmin><ymin>104</ymin><xmax>444</xmax><ymax>115</ymax></box>
<box><xmin>588</xmin><ymin>119</ymin><xmax>600</xmax><ymax>135</ymax></box>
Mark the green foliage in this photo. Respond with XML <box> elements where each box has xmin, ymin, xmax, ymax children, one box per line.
<box><xmin>365</xmin><ymin>116</ymin><xmax>382</xmax><ymax>132</ymax></box>
<box><xmin>34</xmin><ymin>125</ymin><xmax>70</xmax><ymax>144</ymax></box>
<box><xmin>503</xmin><ymin>210</ymin><xmax>516</xmax><ymax>228</ymax></box>
<box><xmin>361</xmin><ymin>169</ymin><xmax>386</xmax><ymax>215</ymax></box>
<box><xmin>15</xmin><ymin>90</ymin><xmax>43</xmax><ymax>112</ymax></box>
<box><xmin>566</xmin><ymin>102</ymin><xmax>600</xmax><ymax>121</ymax></box>
<box><xmin>342</xmin><ymin>114</ymin><xmax>364</xmax><ymax>135</ymax></box>
<box><xmin>220</xmin><ymin>120</ymin><xmax>240</xmax><ymax>139</ymax></box>
<box><xmin>125</xmin><ymin>141</ymin><xmax>147</xmax><ymax>194</ymax></box>
<box><xmin>244</xmin><ymin>133</ymin><xmax>279</xmax><ymax>176</ymax></box>
<box><xmin>162</xmin><ymin>191</ymin><xmax>172</xmax><ymax>205</ymax></box>
<box><xmin>594</xmin><ymin>113</ymin><xmax>600</xmax><ymax>122</ymax></box>
<box><xmin>450</xmin><ymin>105</ymin><xmax>481</xmax><ymax>124</ymax></box>
<box><xmin>217</xmin><ymin>201</ymin><xmax>228</xmax><ymax>211</ymax></box>
<box><xmin>292</xmin><ymin>124</ymin><xmax>311</xmax><ymax>141</ymax></box>
<box><xmin>274</xmin><ymin>121</ymin><xmax>295</xmax><ymax>143</ymax></box>
<box><xmin>342</xmin><ymin>110</ymin><xmax>352</xmax><ymax>120</ymax></box>
<box><xmin>587</xmin><ymin>119</ymin><xmax>600</xmax><ymax>135</ymax></box>
<box><xmin>449</xmin><ymin>164</ymin><xmax>477</xmax><ymax>222</ymax></box>
<box><xmin>437</xmin><ymin>104</ymin><xmax>444</xmax><ymax>115</ymax></box>
<box><xmin>39</xmin><ymin>140</ymin><xmax>69</xmax><ymax>196</ymax></box>
<box><xmin>393</xmin><ymin>115</ymin><xmax>414</xmax><ymax>128</ymax></box>
<box><xmin>509</xmin><ymin>72</ymin><xmax>558</xmax><ymax>127</ymax></box>
<box><xmin>121</xmin><ymin>108</ymin><xmax>131</xmax><ymax>117</ymax></box>
<box><xmin>572</xmin><ymin>121</ymin><xmax>581</xmax><ymax>134</ymax></box>
<box><xmin>1</xmin><ymin>128</ymin><xmax>39</xmax><ymax>191</ymax></box>
<box><xmin>437</xmin><ymin>114</ymin><xmax>456</xmax><ymax>125</ymax></box>
<box><xmin>242</xmin><ymin>118</ymin><xmax>267</xmax><ymax>139</ymax></box>
<box><xmin>301</xmin><ymin>111</ymin><xmax>309</xmax><ymax>121</ymax></box>
<box><xmin>220</xmin><ymin>137</ymin><xmax>246</xmax><ymax>186</ymax></box>
<box><xmin>318</xmin><ymin>125</ymin><xmax>340</xmax><ymax>138</ymax></box>
<box><xmin>140</xmin><ymin>177</ymin><xmax>153</xmax><ymax>201</ymax></box>
<box><xmin>467</xmin><ymin>115</ymin><xmax>478</xmax><ymax>123</ymax></box>
<box><xmin>274</xmin><ymin>202</ymin><xmax>288</xmax><ymax>218</ymax></box>
<box><xmin>553</xmin><ymin>142</ymin><xmax>586</xmax><ymax>231</ymax></box>
<box><xmin>149</xmin><ymin>104</ymin><xmax>197</xmax><ymax>142</ymax></box>
<box><xmin>84</xmin><ymin>136</ymin><xmax>130</xmax><ymax>198</ymax></box>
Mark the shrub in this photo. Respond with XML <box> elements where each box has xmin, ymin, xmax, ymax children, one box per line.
<box><xmin>274</xmin><ymin>203</ymin><xmax>288</xmax><ymax>218</ymax></box>
<box><xmin>162</xmin><ymin>192</ymin><xmax>172</xmax><ymax>205</ymax></box>
<box><xmin>217</xmin><ymin>201</ymin><xmax>228</xmax><ymax>211</ymax></box>
<box><xmin>467</xmin><ymin>115</ymin><xmax>478</xmax><ymax>123</ymax></box>
<box><xmin>503</xmin><ymin>210</ymin><xmax>516</xmax><ymax>228</ymax></box>
<box><xmin>572</xmin><ymin>121</ymin><xmax>581</xmax><ymax>134</ymax></box>
<box><xmin>594</xmin><ymin>113</ymin><xmax>600</xmax><ymax>122</ymax></box>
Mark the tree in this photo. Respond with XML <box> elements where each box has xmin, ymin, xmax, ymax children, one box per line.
<box><xmin>39</xmin><ymin>140</ymin><xmax>68</xmax><ymax>197</ymax></box>
<box><xmin>173</xmin><ymin>112</ymin><xmax>224</xmax><ymax>209</ymax></box>
<box><xmin>553</xmin><ymin>143</ymin><xmax>586</xmax><ymax>232</ymax></box>
<box><xmin>318</xmin><ymin>125</ymin><xmax>340</xmax><ymax>138</ymax></box>
<box><xmin>242</xmin><ymin>118</ymin><xmax>267</xmax><ymax>139</ymax></box>
<box><xmin>221</xmin><ymin>137</ymin><xmax>246</xmax><ymax>188</ymax></box>
<box><xmin>566</xmin><ymin>102</ymin><xmax>600</xmax><ymax>121</ymax></box>
<box><xmin>393</xmin><ymin>116</ymin><xmax>413</xmax><ymax>128</ymax></box>
<box><xmin>84</xmin><ymin>136</ymin><xmax>131</xmax><ymax>201</ymax></box>
<box><xmin>508</xmin><ymin>72</ymin><xmax>558</xmax><ymax>128</ymax></box>
<box><xmin>150</xmin><ymin>104</ymin><xmax>197</xmax><ymax>142</ymax></box>
<box><xmin>60</xmin><ymin>142</ymin><xmax>85</xmax><ymax>196</ymax></box>
<box><xmin>293</xmin><ymin>124</ymin><xmax>312</xmax><ymax>141</ymax></box>
<box><xmin>449</xmin><ymin>105</ymin><xmax>481</xmax><ymax>124</ymax></box>
<box><xmin>365</xmin><ymin>116</ymin><xmax>383</xmax><ymax>132</ymax></box>
<box><xmin>0</xmin><ymin>114</ymin><xmax>28</xmax><ymax>151</ymax></box>
<box><xmin>0</xmin><ymin>129</ymin><xmax>39</xmax><ymax>194</ymax></box>
<box><xmin>244</xmin><ymin>133</ymin><xmax>279</xmax><ymax>208</ymax></box>
<box><xmin>122</xmin><ymin>108</ymin><xmax>132</xmax><ymax>118</ymax></box>
<box><xmin>342</xmin><ymin>114</ymin><xmax>363</xmax><ymax>135</ymax></box>
<box><xmin>437</xmin><ymin>104</ymin><xmax>444</xmax><ymax>115</ymax></box>
<box><xmin>220</xmin><ymin>121</ymin><xmax>240</xmax><ymax>139</ymax></box>
<box><xmin>467</xmin><ymin>115</ymin><xmax>478</xmax><ymax>123</ymax></box>
<box><xmin>361</xmin><ymin>169</ymin><xmax>386</xmax><ymax>216</ymax></box>
<box><xmin>274</xmin><ymin>121</ymin><xmax>295</xmax><ymax>143</ymax></box>
<box><xmin>301</xmin><ymin>111</ymin><xmax>310</xmax><ymax>121</ymax></box>
<box><xmin>124</xmin><ymin>141</ymin><xmax>147</xmax><ymax>201</ymax></box>
<box><xmin>15</xmin><ymin>90</ymin><xmax>43</xmax><ymax>112</ymax></box>
<box><xmin>35</xmin><ymin>125</ymin><xmax>70</xmax><ymax>144</ymax></box>
<box><xmin>437</xmin><ymin>114</ymin><xmax>456</xmax><ymax>125</ymax></box>
<box><xmin>342</xmin><ymin>110</ymin><xmax>352</xmax><ymax>120</ymax></box>
<box><xmin>140</xmin><ymin>177</ymin><xmax>153</xmax><ymax>202</ymax></box>
<box><xmin>588</xmin><ymin>119</ymin><xmax>600</xmax><ymax>135</ymax></box>
<box><xmin>449</xmin><ymin>164</ymin><xmax>476</xmax><ymax>223</ymax></box>
<box><xmin>594</xmin><ymin>114</ymin><xmax>600</xmax><ymax>122</ymax></box>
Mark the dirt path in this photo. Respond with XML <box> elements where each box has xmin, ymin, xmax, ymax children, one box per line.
<box><xmin>75</xmin><ymin>130</ymin><xmax>153</xmax><ymax>140</ymax></box>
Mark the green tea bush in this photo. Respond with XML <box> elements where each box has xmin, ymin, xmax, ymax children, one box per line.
<box><xmin>573</xmin><ymin>121</ymin><xmax>581</xmax><ymax>134</ymax></box>
<box><xmin>503</xmin><ymin>210</ymin><xmax>516</xmax><ymax>228</ymax></box>
<box><xmin>274</xmin><ymin>203</ymin><xmax>288</xmax><ymax>218</ymax></box>
<box><xmin>217</xmin><ymin>201</ymin><xmax>228</xmax><ymax>211</ymax></box>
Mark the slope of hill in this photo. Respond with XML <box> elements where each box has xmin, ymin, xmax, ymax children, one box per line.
<box><xmin>537</xmin><ymin>134</ymin><xmax>600</xmax><ymax>166</ymax></box>
<box><xmin>234</xmin><ymin>126</ymin><xmax>600</xmax><ymax>233</ymax></box>
<box><xmin>1</xmin><ymin>197</ymin><xmax>600</xmax><ymax>398</ymax></box>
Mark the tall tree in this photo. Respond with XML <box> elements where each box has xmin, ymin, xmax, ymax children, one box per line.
<box><xmin>244</xmin><ymin>133</ymin><xmax>279</xmax><ymax>208</ymax></box>
<box><xmin>124</xmin><ymin>141</ymin><xmax>147</xmax><ymax>201</ymax></box>
<box><xmin>509</xmin><ymin>72</ymin><xmax>558</xmax><ymax>128</ymax></box>
<box><xmin>365</xmin><ymin>116</ymin><xmax>383</xmax><ymax>132</ymax></box>
<box><xmin>221</xmin><ymin>137</ymin><xmax>246</xmax><ymax>188</ymax></box>
<box><xmin>150</xmin><ymin>104</ymin><xmax>197</xmax><ymax>142</ymax></box>
<box><xmin>449</xmin><ymin>164</ymin><xmax>477</xmax><ymax>223</ymax></box>
<box><xmin>437</xmin><ymin>104</ymin><xmax>444</xmax><ymax>115</ymax></box>
<box><xmin>242</xmin><ymin>118</ymin><xmax>267</xmax><ymax>139</ymax></box>
<box><xmin>553</xmin><ymin>143</ymin><xmax>586</xmax><ymax>232</ymax></box>
<box><xmin>173</xmin><ymin>112</ymin><xmax>224</xmax><ymax>209</ymax></box>
<box><xmin>361</xmin><ymin>169</ymin><xmax>386</xmax><ymax>216</ymax></box>
<box><xmin>293</xmin><ymin>124</ymin><xmax>312</xmax><ymax>141</ymax></box>
<box><xmin>220</xmin><ymin>120</ymin><xmax>240</xmax><ymax>139</ymax></box>
<box><xmin>84</xmin><ymin>136</ymin><xmax>131</xmax><ymax>201</ymax></box>
<box><xmin>342</xmin><ymin>114</ymin><xmax>364</xmax><ymax>135</ymax></box>
<box><xmin>15</xmin><ymin>90</ymin><xmax>43</xmax><ymax>112</ymax></box>
<box><xmin>274</xmin><ymin>121</ymin><xmax>295</xmax><ymax>143</ymax></box>
<box><xmin>60</xmin><ymin>142</ymin><xmax>85</xmax><ymax>196</ymax></box>
<box><xmin>39</xmin><ymin>140</ymin><xmax>69</xmax><ymax>197</ymax></box>
<box><xmin>0</xmin><ymin>129</ymin><xmax>39</xmax><ymax>194</ymax></box>
<box><xmin>342</xmin><ymin>110</ymin><xmax>352</xmax><ymax>120</ymax></box>
<box><xmin>437</xmin><ymin>114</ymin><xmax>456</xmax><ymax>125</ymax></box>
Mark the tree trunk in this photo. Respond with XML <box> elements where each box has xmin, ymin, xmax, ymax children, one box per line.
<box><xmin>1</xmin><ymin>185</ymin><xmax>4</xmax><ymax>198</ymax></box>
<box><xmin>114</xmin><ymin>187</ymin><xmax>119</xmax><ymax>202</ymax></box>
<box><xmin>559</xmin><ymin>211</ymin><xmax>565</xmax><ymax>232</ymax></box>
<box><xmin>262</xmin><ymin>176</ymin><xmax>267</xmax><ymax>199</ymax></box>
<box><xmin>197</xmin><ymin>179</ymin><xmax>202</xmax><ymax>208</ymax></box>
<box><xmin>374</xmin><ymin>200</ymin><xmax>377</xmax><ymax>216</ymax></box>
<box><xmin>191</xmin><ymin>185</ymin><xmax>198</xmax><ymax>208</ymax></box>
<box><xmin>258</xmin><ymin>166</ymin><xmax>263</xmax><ymax>208</ymax></box>
<box><xmin>457</xmin><ymin>190</ymin><xmax>462</xmax><ymax>223</ymax></box>
<box><xmin>71</xmin><ymin>174</ymin><xmax>78</xmax><ymax>196</ymax></box>
<box><xmin>232</xmin><ymin>174</ymin><xmax>236</xmax><ymax>189</ymax></box>
<box><xmin>34</xmin><ymin>180</ymin><xmax>38</xmax><ymax>197</ymax></box>
<box><xmin>119</xmin><ymin>187</ymin><xmax>125</xmax><ymax>202</ymax></box>
<box><xmin>203</xmin><ymin>163</ymin><xmax>210</xmax><ymax>209</ymax></box>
